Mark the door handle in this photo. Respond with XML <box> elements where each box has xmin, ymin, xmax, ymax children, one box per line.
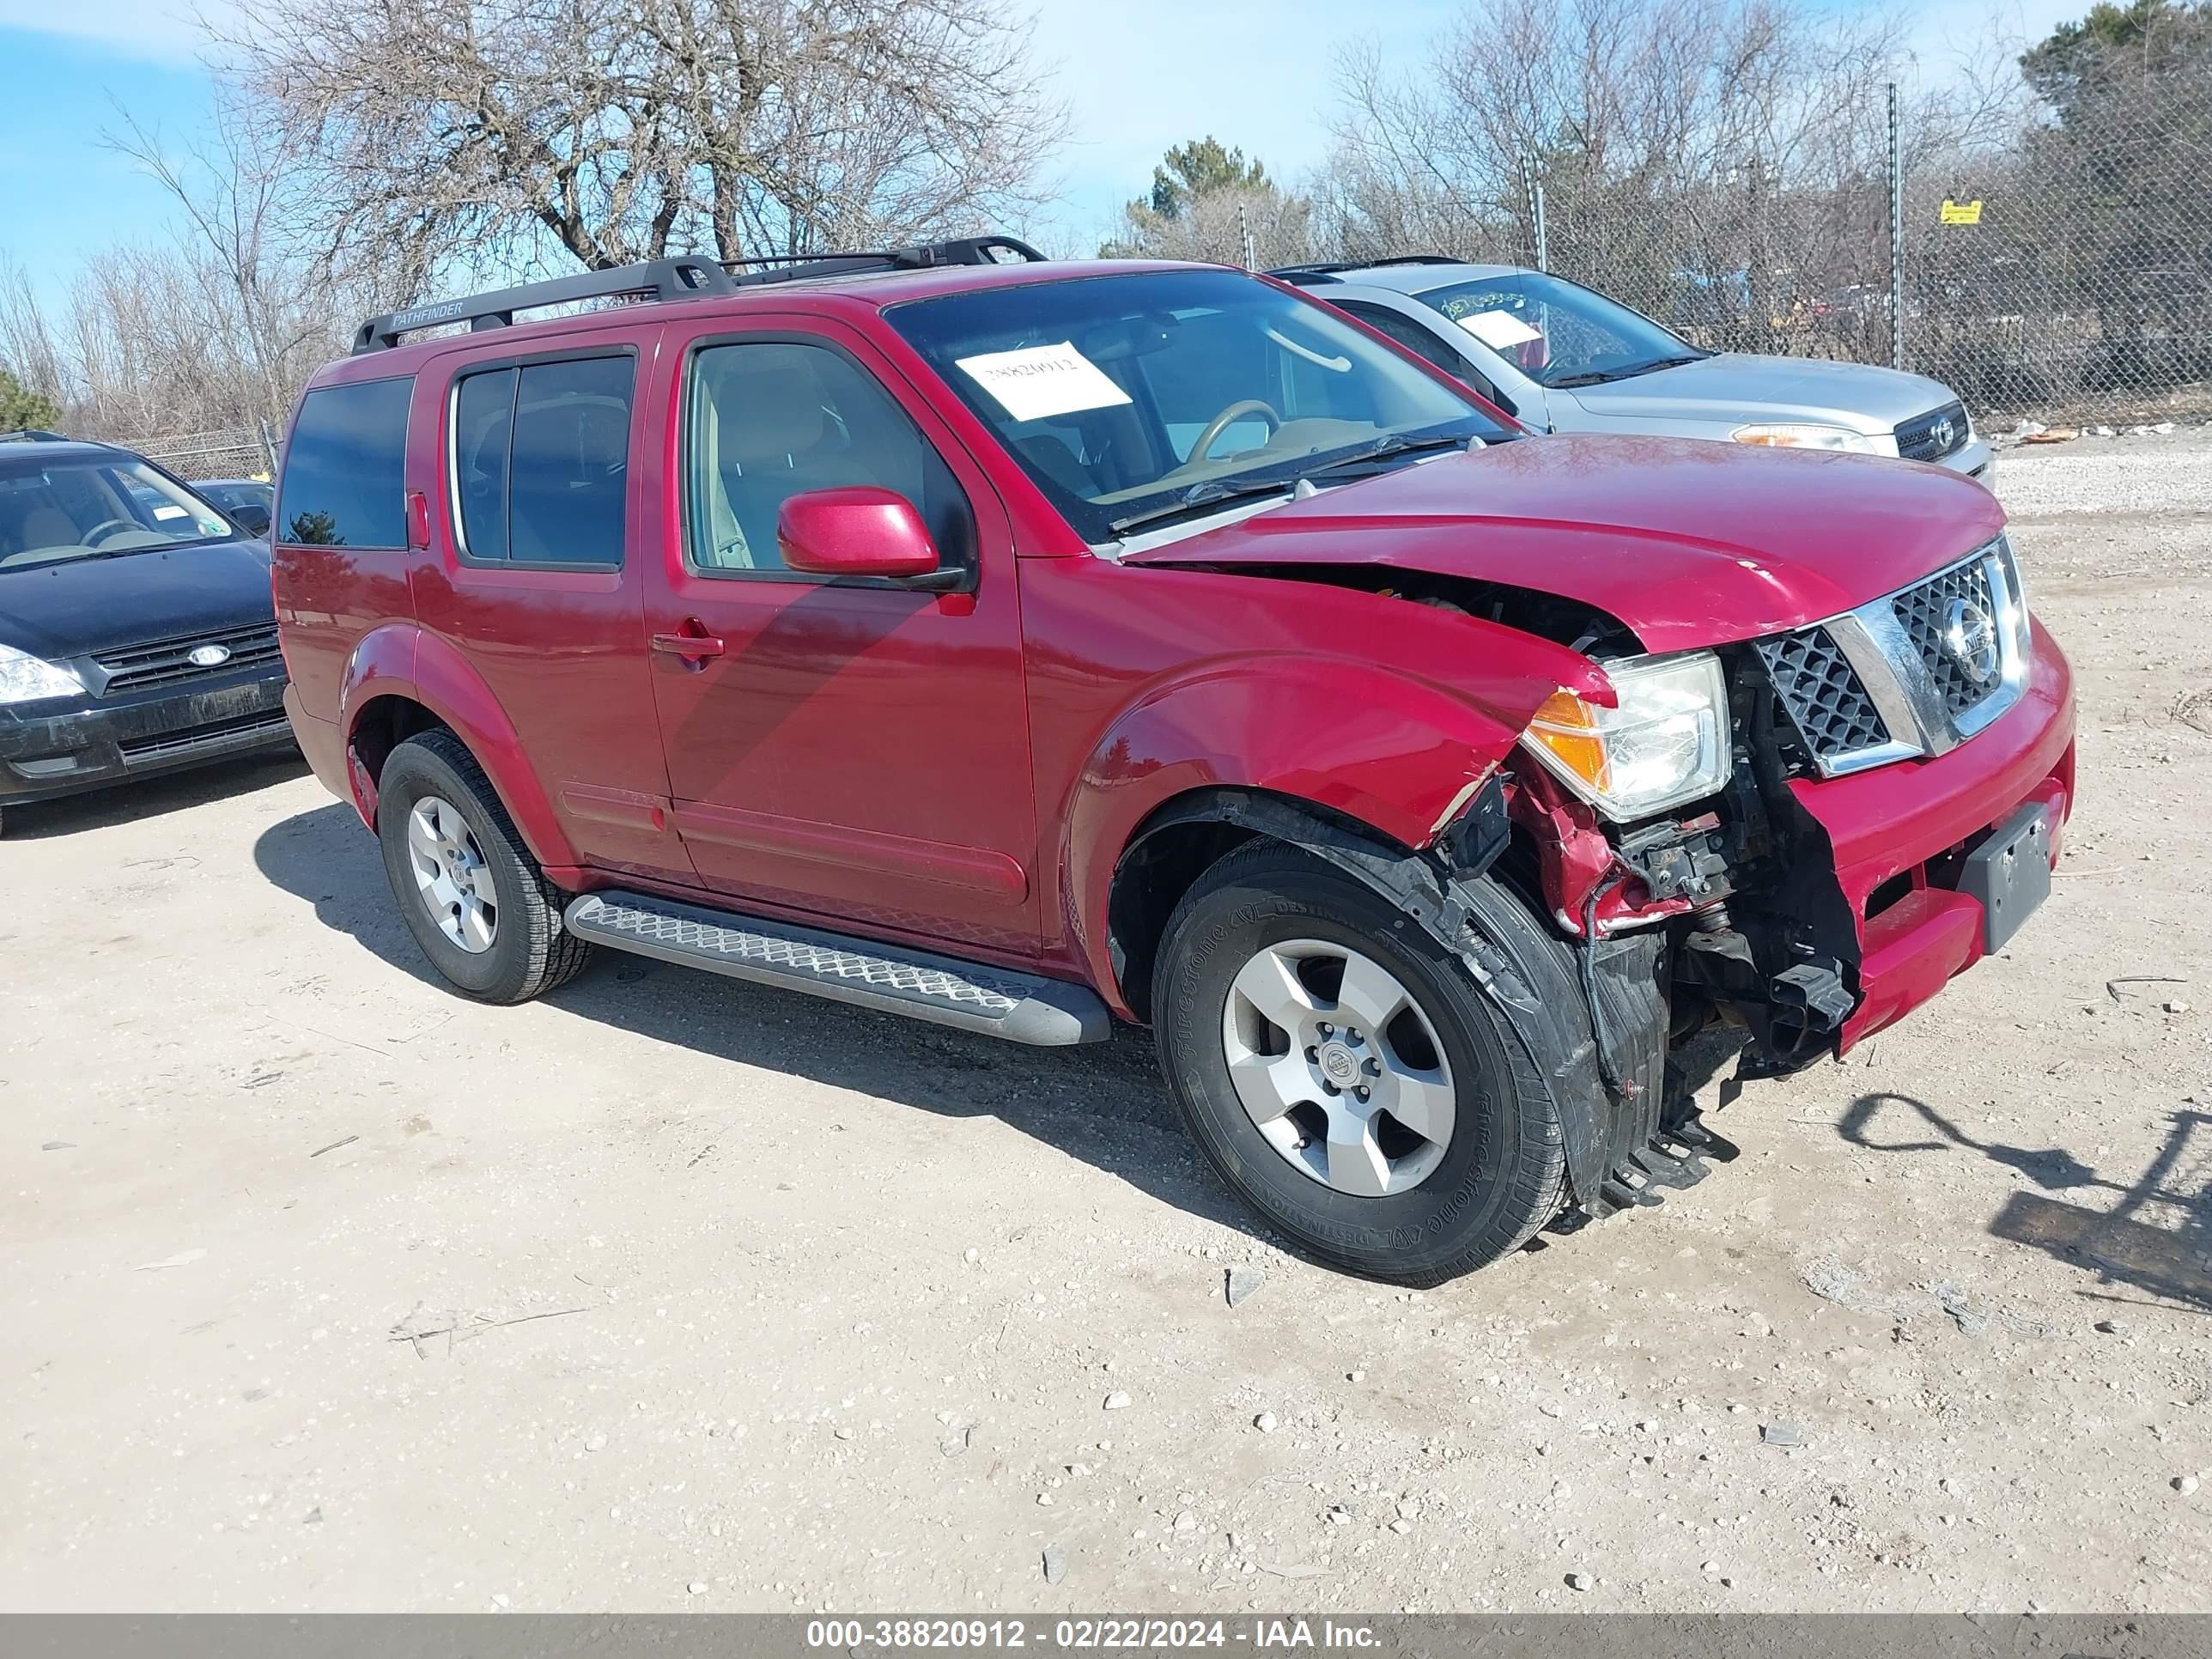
<box><xmin>652</xmin><ymin>623</ymin><xmax>726</xmax><ymax>662</ymax></box>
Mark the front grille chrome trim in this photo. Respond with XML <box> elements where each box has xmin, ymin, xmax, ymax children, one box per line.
<box><xmin>1811</xmin><ymin>610</ymin><xmax>1932</xmax><ymax>773</ymax></box>
<box><xmin>1758</xmin><ymin>536</ymin><xmax>2030</xmax><ymax>779</ymax></box>
<box><xmin>1947</xmin><ymin>543</ymin><xmax>2030</xmax><ymax>741</ymax></box>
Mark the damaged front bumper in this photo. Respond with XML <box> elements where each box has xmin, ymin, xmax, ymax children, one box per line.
<box><xmin>1483</xmin><ymin>616</ymin><xmax>2075</xmax><ymax>1221</ymax></box>
<box><xmin>1790</xmin><ymin>615</ymin><xmax>2075</xmax><ymax>1050</ymax></box>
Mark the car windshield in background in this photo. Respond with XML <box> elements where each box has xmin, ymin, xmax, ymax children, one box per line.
<box><xmin>0</xmin><ymin>453</ymin><xmax>234</xmax><ymax>571</ymax></box>
<box><xmin>1415</xmin><ymin>273</ymin><xmax>1706</xmax><ymax>390</ymax></box>
<box><xmin>888</xmin><ymin>269</ymin><xmax>1510</xmax><ymax>544</ymax></box>
<box><xmin>202</xmin><ymin>481</ymin><xmax>275</xmax><ymax>533</ymax></box>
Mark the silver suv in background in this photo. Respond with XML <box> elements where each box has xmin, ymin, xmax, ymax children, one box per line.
<box><xmin>1273</xmin><ymin>258</ymin><xmax>1993</xmax><ymax>483</ymax></box>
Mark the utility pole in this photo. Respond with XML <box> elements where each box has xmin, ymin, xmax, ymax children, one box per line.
<box><xmin>1237</xmin><ymin>199</ymin><xmax>1256</xmax><ymax>270</ymax></box>
<box><xmin>1888</xmin><ymin>82</ymin><xmax>1905</xmax><ymax>371</ymax></box>
<box><xmin>1521</xmin><ymin>157</ymin><xmax>1550</xmax><ymax>273</ymax></box>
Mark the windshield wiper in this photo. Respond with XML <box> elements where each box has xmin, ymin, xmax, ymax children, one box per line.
<box><xmin>1615</xmin><ymin>353</ymin><xmax>1707</xmax><ymax>379</ymax></box>
<box><xmin>1551</xmin><ymin>353</ymin><xmax>1706</xmax><ymax>389</ymax></box>
<box><xmin>1107</xmin><ymin>477</ymin><xmax>1299</xmax><ymax>538</ymax></box>
<box><xmin>1303</xmin><ymin>432</ymin><xmax>1472</xmax><ymax>477</ymax></box>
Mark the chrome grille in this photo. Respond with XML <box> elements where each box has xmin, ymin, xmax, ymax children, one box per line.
<box><xmin>1755</xmin><ymin>629</ymin><xmax>1889</xmax><ymax>756</ymax></box>
<box><xmin>1896</xmin><ymin>401</ymin><xmax>1969</xmax><ymax>464</ymax></box>
<box><xmin>1893</xmin><ymin>557</ymin><xmax>1996</xmax><ymax>717</ymax></box>
<box><xmin>1753</xmin><ymin>538</ymin><xmax>2028</xmax><ymax>778</ymax></box>
<box><xmin>92</xmin><ymin>623</ymin><xmax>282</xmax><ymax>696</ymax></box>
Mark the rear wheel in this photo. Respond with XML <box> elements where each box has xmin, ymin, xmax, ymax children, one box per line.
<box><xmin>1153</xmin><ymin>842</ymin><xmax>1566</xmax><ymax>1285</ymax></box>
<box><xmin>376</xmin><ymin>732</ymin><xmax>592</xmax><ymax>1003</ymax></box>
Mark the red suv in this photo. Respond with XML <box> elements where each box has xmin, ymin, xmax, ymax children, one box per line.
<box><xmin>273</xmin><ymin>237</ymin><xmax>2075</xmax><ymax>1284</ymax></box>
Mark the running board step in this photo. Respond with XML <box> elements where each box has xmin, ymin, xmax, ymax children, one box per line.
<box><xmin>563</xmin><ymin>890</ymin><xmax>1110</xmax><ymax>1047</ymax></box>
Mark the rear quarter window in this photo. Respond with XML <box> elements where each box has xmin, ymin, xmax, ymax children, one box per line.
<box><xmin>278</xmin><ymin>377</ymin><xmax>414</xmax><ymax>547</ymax></box>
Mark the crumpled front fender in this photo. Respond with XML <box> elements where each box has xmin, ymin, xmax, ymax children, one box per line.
<box><xmin>1061</xmin><ymin>631</ymin><xmax>1609</xmax><ymax>1009</ymax></box>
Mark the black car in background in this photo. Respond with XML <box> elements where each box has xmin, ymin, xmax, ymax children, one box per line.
<box><xmin>0</xmin><ymin>432</ymin><xmax>292</xmax><ymax>834</ymax></box>
<box><xmin>192</xmin><ymin>477</ymin><xmax>275</xmax><ymax>537</ymax></box>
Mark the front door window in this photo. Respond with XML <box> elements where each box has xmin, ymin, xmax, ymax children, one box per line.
<box><xmin>684</xmin><ymin>340</ymin><xmax>975</xmax><ymax>576</ymax></box>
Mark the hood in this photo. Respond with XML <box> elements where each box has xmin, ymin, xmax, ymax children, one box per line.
<box><xmin>0</xmin><ymin>538</ymin><xmax>276</xmax><ymax>661</ymax></box>
<box><xmin>1121</xmin><ymin>434</ymin><xmax>2005</xmax><ymax>653</ymax></box>
<box><xmin>1565</xmin><ymin>352</ymin><xmax>1961</xmax><ymax>434</ymax></box>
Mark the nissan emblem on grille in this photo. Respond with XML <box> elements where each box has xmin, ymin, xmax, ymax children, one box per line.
<box><xmin>186</xmin><ymin>643</ymin><xmax>234</xmax><ymax>668</ymax></box>
<box><xmin>1755</xmin><ymin>538</ymin><xmax>2027</xmax><ymax>777</ymax></box>
<box><xmin>1942</xmin><ymin>597</ymin><xmax>2000</xmax><ymax>687</ymax></box>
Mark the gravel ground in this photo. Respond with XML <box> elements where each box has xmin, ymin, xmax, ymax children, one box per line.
<box><xmin>2</xmin><ymin>432</ymin><xmax>2208</xmax><ymax>1614</ymax></box>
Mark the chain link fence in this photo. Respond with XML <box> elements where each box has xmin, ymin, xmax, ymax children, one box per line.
<box><xmin>121</xmin><ymin>422</ymin><xmax>278</xmax><ymax>483</ymax></box>
<box><xmin>1345</xmin><ymin>91</ymin><xmax>2212</xmax><ymax>430</ymax></box>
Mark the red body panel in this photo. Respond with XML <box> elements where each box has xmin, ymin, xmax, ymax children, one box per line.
<box><xmin>628</xmin><ymin>311</ymin><xmax>1041</xmax><ymax>952</ymax></box>
<box><xmin>775</xmin><ymin>487</ymin><xmax>943</xmax><ymax>579</ymax></box>
<box><xmin>1126</xmin><ymin>436</ymin><xmax>2008</xmax><ymax>653</ymax></box>
<box><xmin>1797</xmin><ymin>618</ymin><xmax>2075</xmax><ymax>1049</ymax></box>
<box><xmin>1016</xmin><ymin>557</ymin><xmax>1608</xmax><ymax>1007</ymax></box>
<box><xmin>271</xmin><ymin>258</ymin><xmax>2078</xmax><ymax>1055</ymax></box>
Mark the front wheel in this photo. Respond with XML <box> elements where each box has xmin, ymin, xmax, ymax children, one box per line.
<box><xmin>1153</xmin><ymin>843</ymin><xmax>1566</xmax><ymax>1285</ymax></box>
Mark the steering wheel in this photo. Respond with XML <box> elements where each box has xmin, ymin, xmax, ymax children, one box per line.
<box><xmin>1186</xmin><ymin>399</ymin><xmax>1281</xmax><ymax>465</ymax></box>
<box><xmin>79</xmin><ymin>519</ymin><xmax>143</xmax><ymax>548</ymax></box>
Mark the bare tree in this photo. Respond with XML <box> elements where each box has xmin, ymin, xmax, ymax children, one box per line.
<box><xmin>103</xmin><ymin>98</ymin><xmax>382</xmax><ymax>434</ymax></box>
<box><xmin>1315</xmin><ymin>0</ymin><xmax>2011</xmax><ymax>351</ymax></box>
<box><xmin>213</xmin><ymin>0</ymin><xmax>1069</xmax><ymax>276</ymax></box>
<box><xmin>0</xmin><ymin>90</ymin><xmax>384</xmax><ymax>447</ymax></box>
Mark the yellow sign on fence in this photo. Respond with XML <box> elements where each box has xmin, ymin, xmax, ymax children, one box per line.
<box><xmin>1940</xmin><ymin>199</ymin><xmax>1984</xmax><ymax>225</ymax></box>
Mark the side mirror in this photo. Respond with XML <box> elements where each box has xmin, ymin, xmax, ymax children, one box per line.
<box><xmin>776</xmin><ymin>486</ymin><xmax>941</xmax><ymax>580</ymax></box>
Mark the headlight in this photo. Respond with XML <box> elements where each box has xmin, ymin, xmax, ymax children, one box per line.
<box><xmin>1522</xmin><ymin>652</ymin><xmax>1733</xmax><ymax>821</ymax></box>
<box><xmin>0</xmin><ymin>644</ymin><xmax>86</xmax><ymax>706</ymax></box>
<box><xmin>1732</xmin><ymin>422</ymin><xmax>1892</xmax><ymax>455</ymax></box>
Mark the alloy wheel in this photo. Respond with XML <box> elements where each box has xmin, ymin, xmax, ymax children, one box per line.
<box><xmin>405</xmin><ymin>794</ymin><xmax>498</xmax><ymax>954</ymax></box>
<box><xmin>1220</xmin><ymin>938</ymin><xmax>1457</xmax><ymax>1196</ymax></box>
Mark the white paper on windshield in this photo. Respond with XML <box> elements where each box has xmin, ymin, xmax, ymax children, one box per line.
<box><xmin>151</xmin><ymin>504</ymin><xmax>189</xmax><ymax>520</ymax></box>
<box><xmin>956</xmin><ymin>343</ymin><xmax>1133</xmax><ymax>422</ymax></box>
<box><xmin>1456</xmin><ymin>309</ymin><xmax>1545</xmax><ymax>350</ymax></box>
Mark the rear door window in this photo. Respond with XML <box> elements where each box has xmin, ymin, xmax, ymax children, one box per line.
<box><xmin>278</xmin><ymin>377</ymin><xmax>413</xmax><ymax>547</ymax></box>
<box><xmin>450</xmin><ymin>355</ymin><xmax>635</xmax><ymax>567</ymax></box>
<box><xmin>452</xmin><ymin>368</ymin><xmax>517</xmax><ymax>562</ymax></box>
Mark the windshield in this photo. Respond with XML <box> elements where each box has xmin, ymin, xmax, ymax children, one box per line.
<box><xmin>204</xmin><ymin>481</ymin><xmax>275</xmax><ymax>534</ymax></box>
<box><xmin>888</xmin><ymin>269</ymin><xmax>1510</xmax><ymax>544</ymax></box>
<box><xmin>0</xmin><ymin>453</ymin><xmax>234</xmax><ymax>571</ymax></box>
<box><xmin>206</xmin><ymin>482</ymin><xmax>271</xmax><ymax>512</ymax></box>
<box><xmin>1415</xmin><ymin>273</ymin><xmax>1704</xmax><ymax>390</ymax></box>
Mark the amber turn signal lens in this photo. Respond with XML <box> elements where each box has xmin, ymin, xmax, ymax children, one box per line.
<box><xmin>1526</xmin><ymin>689</ymin><xmax>1611</xmax><ymax>795</ymax></box>
<box><xmin>1516</xmin><ymin>653</ymin><xmax>1733</xmax><ymax>821</ymax></box>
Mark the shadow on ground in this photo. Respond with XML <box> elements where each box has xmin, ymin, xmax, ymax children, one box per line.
<box><xmin>3</xmin><ymin>749</ymin><xmax>307</xmax><ymax>842</ymax></box>
<box><xmin>1841</xmin><ymin>1091</ymin><xmax>2212</xmax><ymax>1310</ymax></box>
<box><xmin>252</xmin><ymin>799</ymin><xmax>1273</xmax><ymax>1244</ymax></box>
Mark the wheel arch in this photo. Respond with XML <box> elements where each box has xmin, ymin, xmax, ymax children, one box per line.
<box><xmin>336</xmin><ymin>624</ymin><xmax>574</xmax><ymax>866</ymax></box>
<box><xmin>1115</xmin><ymin>787</ymin><xmax>1668</xmax><ymax>1228</ymax></box>
<box><xmin>1103</xmin><ymin>786</ymin><xmax>1427</xmax><ymax>1024</ymax></box>
<box><xmin>1062</xmin><ymin>653</ymin><xmax>1541</xmax><ymax>1022</ymax></box>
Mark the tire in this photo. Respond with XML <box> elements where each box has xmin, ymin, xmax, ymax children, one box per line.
<box><xmin>376</xmin><ymin>730</ymin><xmax>593</xmax><ymax>1004</ymax></box>
<box><xmin>1153</xmin><ymin>842</ymin><xmax>1566</xmax><ymax>1285</ymax></box>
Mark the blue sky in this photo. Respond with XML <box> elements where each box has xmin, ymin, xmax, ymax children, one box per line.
<box><xmin>0</xmin><ymin>0</ymin><xmax>2081</xmax><ymax>312</ymax></box>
